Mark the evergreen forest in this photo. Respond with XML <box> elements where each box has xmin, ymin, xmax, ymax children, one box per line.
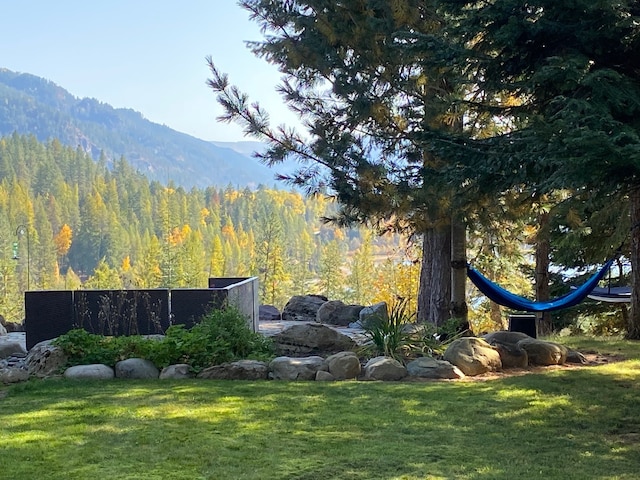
<box><xmin>0</xmin><ymin>133</ymin><xmax>420</xmax><ymax>323</ymax></box>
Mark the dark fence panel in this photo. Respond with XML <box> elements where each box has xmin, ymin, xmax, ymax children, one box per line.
<box><xmin>24</xmin><ymin>278</ymin><xmax>258</xmax><ymax>347</ymax></box>
<box><xmin>74</xmin><ymin>290</ymin><xmax>169</xmax><ymax>336</ymax></box>
<box><xmin>25</xmin><ymin>291</ymin><xmax>74</xmax><ymax>350</ymax></box>
<box><xmin>170</xmin><ymin>289</ymin><xmax>225</xmax><ymax>329</ymax></box>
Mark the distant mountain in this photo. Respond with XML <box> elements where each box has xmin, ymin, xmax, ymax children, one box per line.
<box><xmin>211</xmin><ymin>140</ymin><xmax>267</xmax><ymax>157</ymax></box>
<box><xmin>0</xmin><ymin>68</ymin><xmax>280</xmax><ymax>188</ymax></box>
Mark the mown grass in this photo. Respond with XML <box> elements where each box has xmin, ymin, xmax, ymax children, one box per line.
<box><xmin>1</xmin><ymin>336</ymin><xmax>640</xmax><ymax>479</ymax></box>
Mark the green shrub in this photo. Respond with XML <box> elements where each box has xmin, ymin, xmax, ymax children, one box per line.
<box><xmin>53</xmin><ymin>329</ymin><xmax>157</xmax><ymax>367</ymax></box>
<box><xmin>54</xmin><ymin>306</ymin><xmax>275</xmax><ymax>372</ymax></box>
<box><xmin>576</xmin><ymin>311</ymin><xmax>627</xmax><ymax>336</ymax></box>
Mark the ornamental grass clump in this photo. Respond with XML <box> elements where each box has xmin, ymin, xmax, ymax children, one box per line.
<box><xmin>362</xmin><ymin>300</ymin><xmax>469</xmax><ymax>362</ymax></box>
<box><xmin>362</xmin><ymin>298</ymin><xmax>418</xmax><ymax>362</ymax></box>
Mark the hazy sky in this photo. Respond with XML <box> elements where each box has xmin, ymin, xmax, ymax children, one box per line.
<box><xmin>1</xmin><ymin>1</ymin><xmax>296</xmax><ymax>142</ymax></box>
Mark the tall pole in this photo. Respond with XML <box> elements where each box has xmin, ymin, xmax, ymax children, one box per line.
<box><xmin>16</xmin><ymin>225</ymin><xmax>30</xmax><ymax>291</ymax></box>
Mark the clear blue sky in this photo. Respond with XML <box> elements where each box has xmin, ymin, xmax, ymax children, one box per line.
<box><xmin>1</xmin><ymin>1</ymin><xmax>295</xmax><ymax>142</ymax></box>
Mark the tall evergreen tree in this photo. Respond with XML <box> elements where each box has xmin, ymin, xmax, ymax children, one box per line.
<box><xmin>437</xmin><ymin>0</ymin><xmax>640</xmax><ymax>336</ymax></box>
<box><xmin>208</xmin><ymin>0</ymin><xmax>471</xmax><ymax>325</ymax></box>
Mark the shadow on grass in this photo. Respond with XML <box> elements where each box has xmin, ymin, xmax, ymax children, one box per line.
<box><xmin>1</xmin><ymin>362</ymin><xmax>640</xmax><ymax>479</ymax></box>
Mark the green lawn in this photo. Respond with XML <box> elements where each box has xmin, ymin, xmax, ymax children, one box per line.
<box><xmin>1</xmin><ymin>336</ymin><xmax>640</xmax><ymax>479</ymax></box>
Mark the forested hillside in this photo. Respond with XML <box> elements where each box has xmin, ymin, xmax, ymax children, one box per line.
<box><xmin>0</xmin><ymin>134</ymin><xmax>418</xmax><ymax>322</ymax></box>
<box><xmin>0</xmin><ymin>68</ymin><xmax>277</xmax><ymax>188</ymax></box>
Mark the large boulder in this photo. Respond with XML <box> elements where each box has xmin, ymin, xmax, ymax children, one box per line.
<box><xmin>272</xmin><ymin>323</ymin><xmax>356</xmax><ymax>356</ymax></box>
<box><xmin>324</xmin><ymin>351</ymin><xmax>361</xmax><ymax>380</ymax></box>
<box><xmin>483</xmin><ymin>332</ymin><xmax>530</xmax><ymax>369</ymax></box>
<box><xmin>0</xmin><ymin>316</ymin><xmax>23</xmax><ymax>333</ymax></box>
<box><xmin>197</xmin><ymin>360</ymin><xmax>269</xmax><ymax>380</ymax></box>
<box><xmin>363</xmin><ymin>356</ymin><xmax>407</xmax><ymax>381</ymax></box>
<box><xmin>115</xmin><ymin>358</ymin><xmax>160</xmax><ymax>379</ymax></box>
<box><xmin>259</xmin><ymin>305</ymin><xmax>281</xmax><ymax>321</ymax></box>
<box><xmin>0</xmin><ymin>341</ymin><xmax>27</xmax><ymax>359</ymax></box>
<box><xmin>483</xmin><ymin>330</ymin><xmax>532</xmax><ymax>346</ymax></box>
<box><xmin>443</xmin><ymin>337</ymin><xmax>502</xmax><ymax>376</ymax></box>
<box><xmin>0</xmin><ymin>366</ymin><xmax>29</xmax><ymax>384</ymax></box>
<box><xmin>406</xmin><ymin>357</ymin><xmax>465</xmax><ymax>380</ymax></box>
<box><xmin>25</xmin><ymin>340</ymin><xmax>68</xmax><ymax>378</ymax></box>
<box><xmin>566</xmin><ymin>350</ymin><xmax>588</xmax><ymax>364</ymax></box>
<box><xmin>358</xmin><ymin>302</ymin><xmax>389</xmax><ymax>329</ymax></box>
<box><xmin>315</xmin><ymin>370</ymin><xmax>336</xmax><ymax>381</ymax></box>
<box><xmin>316</xmin><ymin>300</ymin><xmax>364</xmax><ymax>326</ymax></box>
<box><xmin>269</xmin><ymin>356</ymin><xmax>326</xmax><ymax>380</ymax></box>
<box><xmin>0</xmin><ymin>322</ymin><xmax>6</xmax><ymax>336</ymax></box>
<box><xmin>517</xmin><ymin>338</ymin><xmax>568</xmax><ymax>366</ymax></box>
<box><xmin>282</xmin><ymin>295</ymin><xmax>328</xmax><ymax>322</ymax></box>
<box><xmin>64</xmin><ymin>364</ymin><xmax>115</xmax><ymax>380</ymax></box>
<box><xmin>160</xmin><ymin>364</ymin><xmax>195</xmax><ymax>379</ymax></box>
<box><xmin>491</xmin><ymin>342</ymin><xmax>529</xmax><ymax>369</ymax></box>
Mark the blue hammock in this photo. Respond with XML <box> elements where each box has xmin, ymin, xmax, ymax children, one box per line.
<box><xmin>467</xmin><ymin>258</ymin><xmax>616</xmax><ymax>312</ymax></box>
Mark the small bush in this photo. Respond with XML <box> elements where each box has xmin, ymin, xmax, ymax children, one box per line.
<box><xmin>145</xmin><ymin>307</ymin><xmax>275</xmax><ymax>371</ymax></box>
<box><xmin>577</xmin><ymin>311</ymin><xmax>627</xmax><ymax>336</ymax></box>
<box><xmin>54</xmin><ymin>306</ymin><xmax>275</xmax><ymax>372</ymax></box>
<box><xmin>53</xmin><ymin>329</ymin><xmax>156</xmax><ymax>367</ymax></box>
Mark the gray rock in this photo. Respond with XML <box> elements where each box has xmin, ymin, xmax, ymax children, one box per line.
<box><xmin>406</xmin><ymin>357</ymin><xmax>465</xmax><ymax>379</ymax></box>
<box><xmin>160</xmin><ymin>364</ymin><xmax>194</xmax><ymax>379</ymax></box>
<box><xmin>64</xmin><ymin>364</ymin><xmax>115</xmax><ymax>380</ymax></box>
<box><xmin>115</xmin><ymin>358</ymin><xmax>160</xmax><ymax>379</ymax></box>
<box><xmin>269</xmin><ymin>356</ymin><xmax>326</xmax><ymax>380</ymax></box>
<box><xmin>315</xmin><ymin>370</ymin><xmax>335</xmax><ymax>381</ymax></box>
<box><xmin>359</xmin><ymin>302</ymin><xmax>389</xmax><ymax>329</ymax></box>
<box><xmin>363</xmin><ymin>356</ymin><xmax>407</xmax><ymax>381</ymax></box>
<box><xmin>3</xmin><ymin>321</ymin><xmax>24</xmax><ymax>333</ymax></box>
<box><xmin>316</xmin><ymin>300</ymin><xmax>364</xmax><ymax>326</ymax></box>
<box><xmin>0</xmin><ymin>316</ymin><xmax>24</xmax><ymax>333</ymax></box>
<box><xmin>566</xmin><ymin>349</ymin><xmax>588</xmax><ymax>364</ymax></box>
<box><xmin>324</xmin><ymin>351</ymin><xmax>361</xmax><ymax>380</ymax></box>
<box><xmin>26</xmin><ymin>340</ymin><xmax>68</xmax><ymax>378</ymax></box>
<box><xmin>259</xmin><ymin>305</ymin><xmax>281</xmax><ymax>321</ymax></box>
<box><xmin>489</xmin><ymin>342</ymin><xmax>529</xmax><ymax>369</ymax></box>
<box><xmin>483</xmin><ymin>330</ymin><xmax>532</xmax><ymax>346</ymax></box>
<box><xmin>272</xmin><ymin>323</ymin><xmax>356</xmax><ymax>356</ymax></box>
<box><xmin>517</xmin><ymin>338</ymin><xmax>568</xmax><ymax>366</ymax></box>
<box><xmin>443</xmin><ymin>337</ymin><xmax>502</xmax><ymax>376</ymax></box>
<box><xmin>0</xmin><ymin>366</ymin><xmax>29</xmax><ymax>384</ymax></box>
<box><xmin>0</xmin><ymin>341</ymin><xmax>27</xmax><ymax>359</ymax></box>
<box><xmin>197</xmin><ymin>360</ymin><xmax>268</xmax><ymax>380</ymax></box>
<box><xmin>281</xmin><ymin>295</ymin><xmax>328</xmax><ymax>322</ymax></box>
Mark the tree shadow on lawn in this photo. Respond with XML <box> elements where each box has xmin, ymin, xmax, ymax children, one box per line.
<box><xmin>2</xmin><ymin>368</ymin><xmax>640</xmax><ymax>479</ymax></box>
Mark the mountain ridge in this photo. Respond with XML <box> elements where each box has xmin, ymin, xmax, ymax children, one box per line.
<box><xmin>0</xmin><ymin>68</ymin><xmax>276</xmax><ymax>188</ymax></box>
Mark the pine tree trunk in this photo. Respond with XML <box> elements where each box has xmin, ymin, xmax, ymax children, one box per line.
<box><xmin>450</xmin><ymin>218</ymin><xmax>468</xmax><ymax>324</ymax></box>
<box><xmin>417</xmin><ymin>224</ymin><xmax>451</xmax><ymax>327</ymax></box>
<box><xmin>536</xmin><ymin>211</ymin><xmax>552</xmax><ymax>335</ymax></box>
<box><xmin>627</xmin><ymin>186</ymin><xmax>640</xmax><ymax>339</ymax></box>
